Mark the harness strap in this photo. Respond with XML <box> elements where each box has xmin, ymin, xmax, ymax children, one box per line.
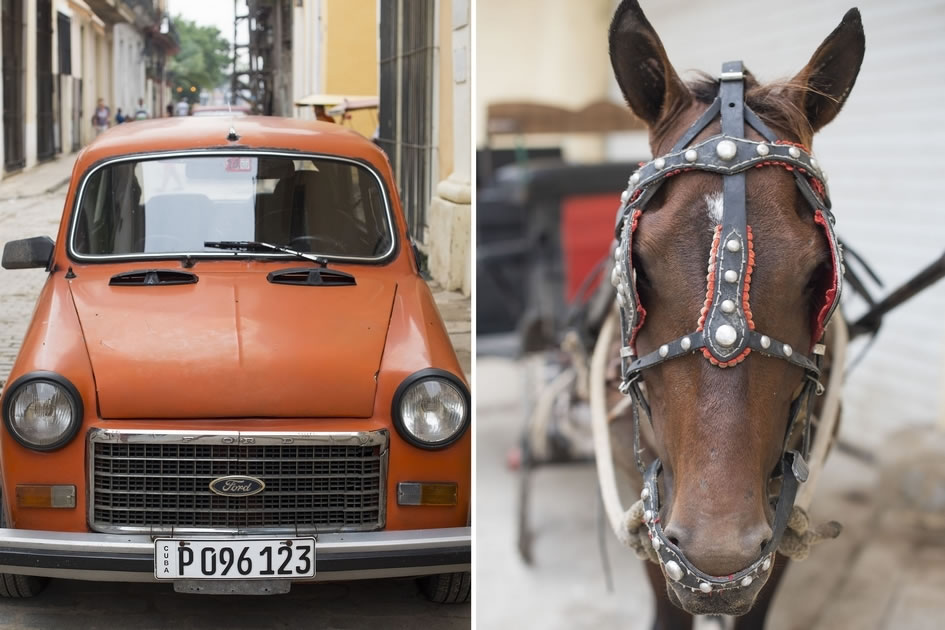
<box><xmin>625</xmin><ymin>329</ymin><xmax>821</xmax><ymax>376</ymax></box>
<box><xmin>670</xmin><ymin>98</ymin><xmax>721</xmax><ymax>152</ymax></box>
<box><xmin>635</xmin><ymin>449</ymin><xmax>803</xmax><ymax>592</ymax></box>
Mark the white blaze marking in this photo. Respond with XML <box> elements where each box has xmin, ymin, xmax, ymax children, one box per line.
<box><xmin>705</xmin><ymin>192</ymin><xmax>723</xmax><ymax>224</ymax></box>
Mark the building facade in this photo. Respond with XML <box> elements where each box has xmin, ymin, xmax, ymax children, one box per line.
<box><xmin>0</xmin><ymin>0</ymin><xmax>176</xmax><ymax>179</ymax></box>
<box><xmin>274</xmin><ymin>0</ymin><xmax>470</xmax><ymax>295</ymax></box>
<box><xmin>375</xmin><ymin>0</ymin><xmax>470</xmax><ymax>295</ymax></box>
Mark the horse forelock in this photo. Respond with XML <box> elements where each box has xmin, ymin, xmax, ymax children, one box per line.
<box><xmin>687</xmin><ymin>71</ymin><xmax>816</xmax><ymax>146</ymax></box>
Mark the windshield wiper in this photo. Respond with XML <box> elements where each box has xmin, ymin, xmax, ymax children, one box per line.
<box><xmin>203</xmin><ymin>240</ymin><xmax>328</xmax><ymax>266</ymax></box>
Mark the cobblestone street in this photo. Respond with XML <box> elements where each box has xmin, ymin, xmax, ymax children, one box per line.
<box><xmin>0</xmin><ymin>158</ymin><xmax>73</xmax><ymax>391</ymax></box>
<box><xmin>0</xmin><ymin>156</ymin><xmax>471</xmax><ymax>629</ymax></box>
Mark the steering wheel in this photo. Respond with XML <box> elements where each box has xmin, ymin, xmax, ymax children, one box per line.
<box><xmin>288</xmin><ymin>235</ymin><xmax>348</xmax><ymax>255</ymax></box>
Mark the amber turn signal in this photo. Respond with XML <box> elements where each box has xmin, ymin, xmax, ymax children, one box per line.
<box><xmin>15</xmin><ymin>485</ymin><xmax>76</xmax><ymax>508</ymax></box>
<box><xmin>397</xmin><ymin>482</ymin><xmax>458</xmax><ymax>506</ymax></box>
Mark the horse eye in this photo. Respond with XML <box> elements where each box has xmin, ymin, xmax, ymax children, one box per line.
<box><xmin>632</xmin><ymin>253</ymin><xmax>652</xmax><ymax>289</ymax></box>
<box><xmin>804</xmin><ymin>261</ymin><xmax>832</xmax><ymax>293</ymax></box>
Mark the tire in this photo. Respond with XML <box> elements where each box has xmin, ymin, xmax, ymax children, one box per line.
<box><xmin>0</xmin><ymin>572</ymin><xmax>48</xmax><ymax>599</ymax></box>
<box><xmin>0</xmin><ymin>495</ymin><xmax>49</xmax><ymax>598</ymax></box>
<box><xmin>418</xmin><ymin>571</ymin><xmax>470</xmax><ymax>604</ymax></box>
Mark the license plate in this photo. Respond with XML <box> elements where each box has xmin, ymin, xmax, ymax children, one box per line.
<box><xmin>154</xmin><ymin>538</ymin><xmax>316</xmax><ymax>580</ymax></box>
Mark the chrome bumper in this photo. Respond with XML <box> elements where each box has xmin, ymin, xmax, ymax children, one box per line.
<box><xmin>0</xmin><ymin>527</ymin><xmax>470</xmax><ymax>582</ymax></box>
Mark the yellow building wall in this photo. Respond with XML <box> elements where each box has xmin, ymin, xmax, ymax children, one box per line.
<box><xmin>476</xmin><ymin>0</ymin><xmax>613</xmax><ymax>160</ymax></box>
<box><xmin>437</xmin><ymin>0</ymin><xmax>453</xmax><ymax>185</ymax></box>
<box><xmin>321</xmin><ymin>0</ymin><xmax>378</xmax><ymax>138</ymax></box>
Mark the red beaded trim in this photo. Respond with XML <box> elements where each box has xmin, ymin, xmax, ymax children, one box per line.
<box><xmin>627</xmin><ymin>210</ymin><xmax>647</xmax><ymax>350</ymax></box>
<box><xmin>811</xmin><ymin>209</ymin><xmax>838</xmax><ymax>345</ymax></box>
<box><xmin>697</xmin><ymin>225</ymin><xmax>722</xmax><ymax>332</ymax></box>
<box><xmin>743</xmin><ymin>225</ymin><xmax>756</xmax><ymax>331</ymax></box>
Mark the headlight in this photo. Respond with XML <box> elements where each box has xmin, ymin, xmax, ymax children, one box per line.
<box><xmin>392</xmin><ymin>369</ymin><xmax>469</xmax><ymax>449</ymax></box>
<box><xmin>2</xmin><ymin>372</ymin><xmax>83</xmax><ymax>451</ymax></box>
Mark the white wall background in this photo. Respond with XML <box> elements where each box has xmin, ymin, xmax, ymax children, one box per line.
<box><xmin>292</xmin><ymin>0</ymin><xmax>323</xmax><ymax>120</ymax></box>
<box><xmin>605</xmin><ymin>0</ymin><xmax>945</xmax><ymax>449</ymax></box>
<box><xmin>112</xmin><ymin>23</ymin><xmax>145</xmax><ymax>116</ymax></box>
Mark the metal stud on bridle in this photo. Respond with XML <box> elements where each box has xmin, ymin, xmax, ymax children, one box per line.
<box><xmin>611</xmin><ymin>61</ymin><xmax>844</xmax><ymax>592</ymax></box>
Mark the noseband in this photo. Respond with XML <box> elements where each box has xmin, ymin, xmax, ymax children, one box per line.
<box><xmin>611</xmin><ymin>62</ymin><xmax>844</xmax><ymax>593</ymax></box>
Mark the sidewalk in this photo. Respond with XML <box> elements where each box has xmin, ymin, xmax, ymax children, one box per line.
<box><xmin>430</xmin><ymin>282</ymin><xmax>471</xmax><ymax>379</ymax></box>
<box><xmin>0</xmin><ymin>156</ymin><xmax>75</xmax><ymax>201</ymax></box>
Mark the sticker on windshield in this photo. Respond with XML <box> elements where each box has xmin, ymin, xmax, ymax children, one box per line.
<box><xmin>225</xmin><ymin>157</ymin><xmax>255</xmax><ymax>172</ymax></box>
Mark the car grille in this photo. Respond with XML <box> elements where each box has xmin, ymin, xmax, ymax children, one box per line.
<box><xmin>88</xmin><ymin>430</ymin><xmax>388</xmax><ymax>533</ymax></box>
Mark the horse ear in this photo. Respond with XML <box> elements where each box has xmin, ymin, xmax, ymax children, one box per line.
<box><xmin>792</xmin><ymin>8</ymin><xmax>865</xmax><ymax>133</ymax></box>
<box><xmin>609</xmin><ymin>0</ymin><xmax>689</xmax><ymax>127</ymax></box>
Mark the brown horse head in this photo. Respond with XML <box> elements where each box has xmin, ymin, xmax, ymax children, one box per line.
<box><xmin>609</xmin><ymin>0</ymin><xmax>864</xmax><ymax>616</ymax></box>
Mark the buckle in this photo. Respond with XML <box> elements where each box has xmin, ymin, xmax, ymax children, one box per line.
<box><xmin>720</xmin><ymin>71</ymin><xmax>744</xmax><ymax>81</ymax></box>
<box><xmin>786</xmin><ymin>450</ymin><xmax>810</xmax><ymax>483</ymax></box>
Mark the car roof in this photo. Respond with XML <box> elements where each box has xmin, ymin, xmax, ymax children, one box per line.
<box><xmin>75</xmin><ymin>115</ymin><xmax>389</xmax><ymax>174</ymax></box>
<box><xmin>192</xmin><ymin>104</ymin><xmax>250</xmax><ymax>109</ymax></box>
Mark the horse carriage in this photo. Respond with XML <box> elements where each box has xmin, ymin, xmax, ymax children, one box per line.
<box><xmin>481</xmin><ymin>1</ymin><xmax>945</xmax><ymax>626</ymax></box>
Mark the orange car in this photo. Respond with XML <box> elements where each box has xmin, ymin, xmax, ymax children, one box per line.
<box><xmin>0</xmin><ymin>117</ymin><xmax>470</xmax><ymax>601</ymax></box>
<box><xmin>191</xmin><ymin>104</ymin><xmax>252</xmax><ymax>117</ymax></box>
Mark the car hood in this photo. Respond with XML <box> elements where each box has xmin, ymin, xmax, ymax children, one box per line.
<box><xmin>69</xmin><ymin>269</ymin><xmax>396</xmax><ymax>419</ymax></box>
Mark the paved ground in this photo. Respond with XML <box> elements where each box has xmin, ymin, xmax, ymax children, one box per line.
<box><xmin>0</xmin><ymin>156</ymin><xmax>471</xmax><ymax>629</ymax></box>
<box><xmin>477</xmin><ymin>354</ymin><xmax>945</xmax><ymax>630</ymax></box>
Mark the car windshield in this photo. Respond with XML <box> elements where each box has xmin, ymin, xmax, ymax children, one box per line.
<box><xmin>72</xmin><ymin>155</ymin><xmax>394</xmax><ymax>260</ymax></box>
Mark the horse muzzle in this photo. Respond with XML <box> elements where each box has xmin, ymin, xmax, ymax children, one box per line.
<box><xmin>637</xmin><ymin>455</ymin><xmax>802</xmax><ymax>609</ymax></box>
<box><xmin>665</xmin><ymin>571</ymin><xmax>769</xmax><ymax>616</ymax></box>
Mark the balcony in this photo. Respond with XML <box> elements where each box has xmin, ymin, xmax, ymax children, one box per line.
<box><xmin>85</xmin><ymin>0</ymin><xmax>136</xmax><ymax>24</ymax></box>
<box><xmin>123</xmin><ymin>0</ymin><xmax>160</xmax><ymax>28</ymax></box>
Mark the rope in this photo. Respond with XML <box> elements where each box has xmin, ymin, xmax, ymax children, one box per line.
<box><xmin>778</xmin><ymin>506</ymin><xmax>843</xmax><ymax>560</ymax></box>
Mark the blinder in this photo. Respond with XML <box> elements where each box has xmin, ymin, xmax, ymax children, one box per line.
<box><xmin>611</xmin><ymin>61</ymin><xmax>844</xmax><ymax>592</ymax></box>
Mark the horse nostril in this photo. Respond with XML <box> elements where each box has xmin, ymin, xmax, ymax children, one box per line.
<box><xmin>663</xmin><ymin>520</ymin><xmax>772</xmax><ymax>575</ymax></box>
<box><xmin>663</xmin><ymin>524</ymin><xmax>687</xmax><ymax>550</ymax></box>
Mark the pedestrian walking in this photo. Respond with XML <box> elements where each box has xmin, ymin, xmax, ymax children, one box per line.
<box><xmin>115</xmin><ymin>108</ymin><xmax>126</xmax><ymax>124</ymax></box>
<box><xmin>166</xmin><ymin>103</ymin><xmax>174</xmax><ymax>117</ymax></box>
<box><xmin>134</xmin><ymin>98</ymin><xmax>149</xmax><ymax>120</ymax></box>
<box><xmin>92</xmin><ymin>98</ymin><xmax>110</xmax><ymax>136</ymax></box>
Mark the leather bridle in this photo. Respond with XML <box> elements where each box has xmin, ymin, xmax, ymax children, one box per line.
<box><xmin>610</xmin><ymin>62</ymin><xmax>844</xmax><ymax>593</ymax></box>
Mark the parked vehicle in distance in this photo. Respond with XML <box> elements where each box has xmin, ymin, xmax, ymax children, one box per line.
<box><xmin>0</xmin><ymin>116</ymin><xmax>470</xmax><ymax>601</ymax></box>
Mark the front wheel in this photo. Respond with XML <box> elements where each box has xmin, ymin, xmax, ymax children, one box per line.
<box><xmin>0</xmin><ymin>495</ymin><xmax>49</xmax><ymax>598</ymax></box>
<box><xmin>417</xmin><ymin>571</ymin><xmax>470</xmax><ymax>603</ymax></box>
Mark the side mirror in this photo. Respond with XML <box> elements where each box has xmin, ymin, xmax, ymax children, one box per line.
<box><xmin>412</xmin><ymin>240</ymin><xmax>428</xmax><ymax>275</ymax></box>
<box><xmin>2</xmin><ymin>236</ymin><xmax>55</xmax><ymax>270</ymax></box>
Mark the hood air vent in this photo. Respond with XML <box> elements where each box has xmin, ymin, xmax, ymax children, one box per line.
<box><xmin>267</xmin><ymin>267</ymin><xmax>356</xmax><ymax>287</ymax></box>
<box><xmin>109</xmin><ymin>269</ymin><xmax>199</xmax><ymax>286</ymax></box>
